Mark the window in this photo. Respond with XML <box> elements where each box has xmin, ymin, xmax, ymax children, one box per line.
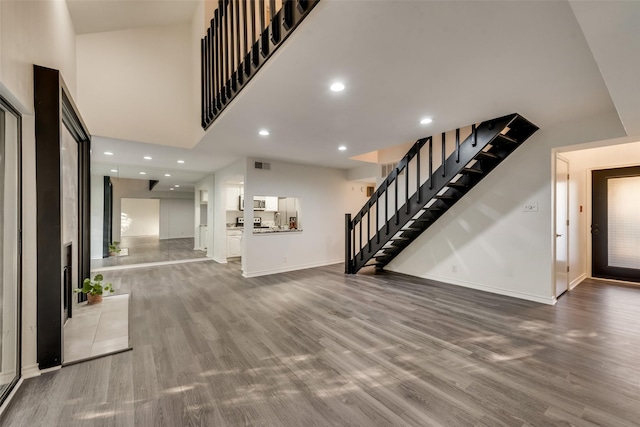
<box><xmin>0</xmin><ymin>96</ymin><xmax>22</xmax><ymax>405</ymax></box>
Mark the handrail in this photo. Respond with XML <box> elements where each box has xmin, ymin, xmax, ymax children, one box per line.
<box><xmin>201</xmin><ymin>0</ymin><xmax>320</xmax><ymax>129</ymax></box>
<box><xmin>345</xmin><ymin>113</ymin><xmax>538</xmax><ymax>274</ymax></box>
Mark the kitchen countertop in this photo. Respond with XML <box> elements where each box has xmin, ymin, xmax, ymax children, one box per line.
<box><xmin>253</xmin><ymin>228</ymin><xmax>303</xmax><ymax>234</ymax></box>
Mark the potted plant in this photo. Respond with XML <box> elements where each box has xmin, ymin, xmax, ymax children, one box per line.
<box><xmin>108</xmin><ymin>241</ymin><xmax>121</xmax><ymax>257</ymax></box>
<box><xmin>75</xmin><ymin>273</ymin><xmax>113</xmax><ymax>305</ymax></box>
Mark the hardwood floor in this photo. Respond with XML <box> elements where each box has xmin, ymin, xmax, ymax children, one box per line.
<box><xmin>90</xmin><ymin>237</ymin><xmax>207</xmax><ymax>269</ymax></box>
<box><xmin>3</xmin><ymin>264</ymin><xmax>640</xmax><ymax>426</ymax></box>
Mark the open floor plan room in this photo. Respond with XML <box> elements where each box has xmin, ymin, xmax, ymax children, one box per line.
<box><xmin>2</xmin><ymin>262</ymin><xmax>640</xmax><ymax>426</ymax></box>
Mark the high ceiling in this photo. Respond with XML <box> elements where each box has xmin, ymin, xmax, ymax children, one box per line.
<box><xmin>69</xmin><ymin>0</ymin><xmax>640</xmax><ymax>187</ymax></box>
<box><xmin>66</xmin><ymin>0</ymin><xmax>199</xmax><ymax>34</ymax></box>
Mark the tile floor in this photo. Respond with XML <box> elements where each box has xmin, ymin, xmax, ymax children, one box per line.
<box><xmin>63</xmin><ymin>293</ymin><xmax>131</xmax><ymax>364</ymax></box>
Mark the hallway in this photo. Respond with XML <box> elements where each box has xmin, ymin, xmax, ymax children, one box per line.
<box><xmin>2</xmin><ymin>263</ymin><xmax>640</xmax><ymax>426</ymax></box>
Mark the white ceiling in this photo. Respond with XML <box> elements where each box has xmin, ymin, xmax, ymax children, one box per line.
<box><xmin>66</xmin><ymin>0</ymin><xmax>199</xmax><ymax>34</ymax></box>
<box><xmin>72</xmin><ymin>0</ymin><xmax>640</xmax><ymax>188</ymax></box>
<box><xmin>192</xmin><ymin>0</ymin><xmax>618</xmax><ymax>169</ymax></box>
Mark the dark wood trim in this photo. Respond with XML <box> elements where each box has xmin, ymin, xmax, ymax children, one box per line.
<box><xmin>34</xmin><ymin>65</ymin><xmax>91</xmax><ymax>368</ymax></box>
<box><xmin>34</xmin><ymin>65</ymin><xmax>63</xmax><ymax>369</ymax></box>
<box><xmin>103</xmin><ymin>176</ymin><xmax>113</xmax><ymax>259</ymax></box>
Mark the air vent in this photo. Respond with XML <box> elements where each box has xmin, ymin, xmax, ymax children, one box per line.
<box><xmin>381</xmin><ymin>162</ymin><xmax>404</xmax><ymax>177</ymax></box>
<box><xmin>254</xmin><ymin>161</ymin><xmax>271</xmax><ymax>170</ymax></box>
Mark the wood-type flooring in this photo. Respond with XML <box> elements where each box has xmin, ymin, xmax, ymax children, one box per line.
<box><xmin>3</xmin><ymin>262</ymin><xmax>640</xmax><ymax>426</ymax></box>
<box><xmin>90</xmin><ymin>237</ymin><xmax>206</xmax><ymax>269</ymax></box>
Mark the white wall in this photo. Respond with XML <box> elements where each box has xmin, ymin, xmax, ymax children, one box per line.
<box><xmin>195</xmin><ymin>175</ymin><xmax>214</xmax><ymax>255</ymax></box>
<box><xmin>90</xmin><ymin>176</ymin><xmax>104</xmax><ymax>259</ymax></box>
<box><xmin>0</xmin><ymin>0</ymin><xmax>78</xmax><ymax>379</ymax></box>
<box><xmin>213</xmin><ymin>161</ymin><xmax>245</xmax><ymax>263</ymax></box>
<box><xmin>242</xmin><ymin>158</ymin><xmax>365</xmax><ymax>277</ymax></box>
<box><xmin>562</xmin><ymin>139</ymin><xmax>640</xmax><ymax>288</ymax></box>
<box><xmin>121</xmin><ymin>198</ymin><xmax>160</xmax><ymax>237</ymax></box>
<box><xmin>387</xmin><ymin>112</ymin><xmax>626</xmax><ymax>305</ymax></box>
<box><xmin>159</xmin><ymin>198</ymin><xmax>194</xmax><ymax>239</ymax></box>
<box><xmin>77</xmin><ymin>23</ymin><xmax>198</xmax><ymax>148</ymax></box>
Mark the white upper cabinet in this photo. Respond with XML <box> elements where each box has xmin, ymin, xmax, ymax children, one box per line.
<box><xmin>264</xmin><ymin>196</ymin><xmax>278</xmax><ymax>212</ymax></box>
<box><xmin>226</xmin><ymin>185</ymin><xmax>241</xmax><ymax>211</ymax></box>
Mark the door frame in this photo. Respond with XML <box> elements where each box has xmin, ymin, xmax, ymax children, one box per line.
<box><xmin>554</xmin><ymin>154</ymin><xmax>570</xmax><ymax>299</ymax></box>
<box><xmin>592</xmin><ymin>166</ymin><xmax>640</xmax><ymax>282</ymax></box>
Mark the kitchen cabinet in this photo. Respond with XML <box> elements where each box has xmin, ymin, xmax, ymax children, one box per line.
<box><xmin>226</xmin><ymin>185</ymin><xmax>241</xmax><ymax>211</ymax></box>
<box><xmin>264</xmin><ymin>196</ymin><xmax>278</xmax><ymax>212</ymax></box>
<box><xmin>227</xmin><ymin>229</ymin><xmax>242</xmax><ymax>258</ymax></box>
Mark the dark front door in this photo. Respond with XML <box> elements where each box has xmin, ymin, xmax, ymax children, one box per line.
<box><xmin>592</xmin><ymin>166</ymin><xmax>640</xmax><ymax>282</ymax></box>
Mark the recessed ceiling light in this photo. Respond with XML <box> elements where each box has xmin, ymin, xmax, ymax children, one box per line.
<box><xmin>420</xmin><ymin>117</ymin><xmax>433</xmax><ymax>125</ymax></box>
<box><xmin>174</xmin><ymin>185</ymin><xmax>180</xmax><ymax>188</ymax></box>
<box><xmin>338</xmin><ymin>145</ymin><xmax>347</xmax><ymax>151</ymax></box>
<box><xmin>330</xmin><ymin>82</ymin><xmax>345</xmax><ymax>92</ymax></box>
<box><xmin>170</xmin><ymin>188</ymin><xmax>174</xmax><ymax>191</ymax></box>
<box><xmin>143</xmin><ymin>156</ymin><xmax>152</xmax><ymax>160</ymax></box>
<box><xmin>164</xmin><ymin>173</ymin><xmax>171</xmax><ymax>177</ymax></box>
<box><xmin>139</xmin><ymin>172</ymin><xmax>146</xmax><ymax>175</ymax></box>
<box><xmin>258</xmin><ymin>129</ymin><xmax>270</xmax><ymax>136</ymax></box>
<box><xmin>110</xmin><ymin>169</ymin><xmax>118</xmax><ymax>173</ymax></box>
<box><xmin>177</xmin><ymin>160</ymin><xmax>185</xmax><ymax>164</ymax></box>
<box><xmin>104</xmin><ymin>151</ymin><xmax>114</xmax><ymax>156</ymax></box>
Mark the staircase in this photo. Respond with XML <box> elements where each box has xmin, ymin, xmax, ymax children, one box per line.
<box><xmin>345</xmin><ymin>113</ymin><xmax>538</xmax><ymax>274</ymax></box>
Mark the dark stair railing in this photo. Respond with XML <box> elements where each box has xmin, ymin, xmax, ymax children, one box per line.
<box><xmin>345</xmin><ymin>113</ymin><xmax>538</xmax><ymax>274</ymax></box>
<box><xmin>201</xmin><ymin>0</ymin><xmax>320</xmax><ymax>130</ymax></box>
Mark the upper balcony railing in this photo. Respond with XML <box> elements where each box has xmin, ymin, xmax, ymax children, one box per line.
<box><xmin>201</xmin><ymin>0</ymin><xmax>320</xmax><ymax>130</ymax></box>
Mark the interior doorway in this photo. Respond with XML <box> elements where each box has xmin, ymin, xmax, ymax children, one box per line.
<box><xmin>592</xmin><ymin>166</ymin><xmax>640</xmax><ymax>282</ymax></box>
<box><xmin>555</xmin><ymin>156</ymin><xmax>569</xmax><ymax>297</ymax></box>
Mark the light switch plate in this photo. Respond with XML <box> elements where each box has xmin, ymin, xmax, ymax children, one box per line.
<box><xmin>523</xmin><ymin>203</ymin><xmax>538</xmax><ymax>212</ymax></box>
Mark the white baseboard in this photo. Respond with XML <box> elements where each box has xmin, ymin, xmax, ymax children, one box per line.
<box><xmin>38</xmin><ymin>365</ymin><xmax>61</xmax><ymax>375</ymax></box>
<box><xmin>243</xmin><ymin>259</ymin><xmax>342</xmax><ymax>278</ymax></box>
<box><xmin>213</xmin><ymin>257</ymin><xmax>228</xmax><ymax>264</ymax></box>
<box><xmin>21</xmin><ymin>363</ymin><xmax>41</xmax><ymax>379</ymax></box>
<box><xmin>387</xmin><ymin>270</ymin><xmax>556</xmax><ymax>305</ymax></box>
<box><xmin>570</xmin><ymin>273</ymin><xmax>587</xmax><ymax>290</ymax></box>
<box><xmin>92</xmin><ymin>257</ymin><xmax>214</xmax><ymax>272</ymax></box>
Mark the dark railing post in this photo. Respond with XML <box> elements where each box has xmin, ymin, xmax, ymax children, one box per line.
<box><xmin>243</xmin><ymin>0</ymin><xmax>249</xmax><ymax>76</ymax></box>
<box><xmin>472</xmin><ymin>123</ymin><xmax>477</xmax><ymax>147</ymax></box>
<box><xmin>251</xmin><ymin>0</ymin><xmax>258</xmax><ymax>67</ymax></box>
<box><xmin>235</xmin><ymin>0</ymin><xmax>242</xmax><ymax>85</ymax></box>
<box><xmin>416</xmin><ymin>147</ymin><xmax>421</xmax><ymax>203</ymax></box>
<box><xmin>455</xmin><ymin>128</ymin><xmax>460</xmax><ymax>163</ymax></box>
<box><xmin>405</xmin><ymin>162</ymin><xmax>410</xmax><ymax>214</ymax></box>
<box><xmin>375</xmin><ymin>197</ymin><xmax>380</xmax><ymax>244</ymax></box>
<box><xmin>270</xmin><ymin>0</ymin><xmax>280</xmax><ymax>44</ymax></box>
<box><xmin>201</xmin><ymin>37</ymin><xmax>206</xmax><ymax>127</ymax></box>
<box><xmin>208</xmin><ymin>25</ymin><xmax>215</xmax><ymax>117</ymax></box>
<box><xmin>284</xmin><ymin>0</ymin><xmax>294</xmax><ymax>29</ymax></box>
<box><xmin>259</xmin><ymin>0</ymin><xmax>268</xmax><ymax>57</ymax></box>
<box><xmin>428</xmin><ymin>137</ymin><xmax>433</xmax><ymax>189</ymax></box>
<box><xmin>229</xmin><ymin>0</ymin><xmax>236</xmax><ymax>92</ymax></box>
<box><xmin>384</xmin><ymin>184</ymin><xmax>389</xmax><ymax>235</ymax></box>
<box><xmin>359</xmin><ymin>219</ymin><xmax>363</xmax><ymax>260</ymax></box>
<box><xmin>367</xmin><ymin>207</ymin><xmax>371</xmax><ymax>253</ymax></box>
<box><xmin>345</xmin><ymin>214</ymin><xmax>352</xmax><ymax>273</ymax></box>
<box><xmin>394</xmin><ymin>175</ymin><xmax>398</xmax><ymax>225</ymax></box>
<box><xmin>441</xmin><ymin>132</ymin><xmax>446</xmax><ymax>177</ymax></box>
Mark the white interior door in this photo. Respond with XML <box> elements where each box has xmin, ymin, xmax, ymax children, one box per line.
<box><xmin>555</xmin><ymin>156</ymin><xmax>569</xmax><ymax>297</ymax></box>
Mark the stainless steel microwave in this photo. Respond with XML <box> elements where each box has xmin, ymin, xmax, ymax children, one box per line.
<box><xmin>239</xmin><ymin>196</ymin><xmax>266</xmax><ymax>210</ymax></box>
